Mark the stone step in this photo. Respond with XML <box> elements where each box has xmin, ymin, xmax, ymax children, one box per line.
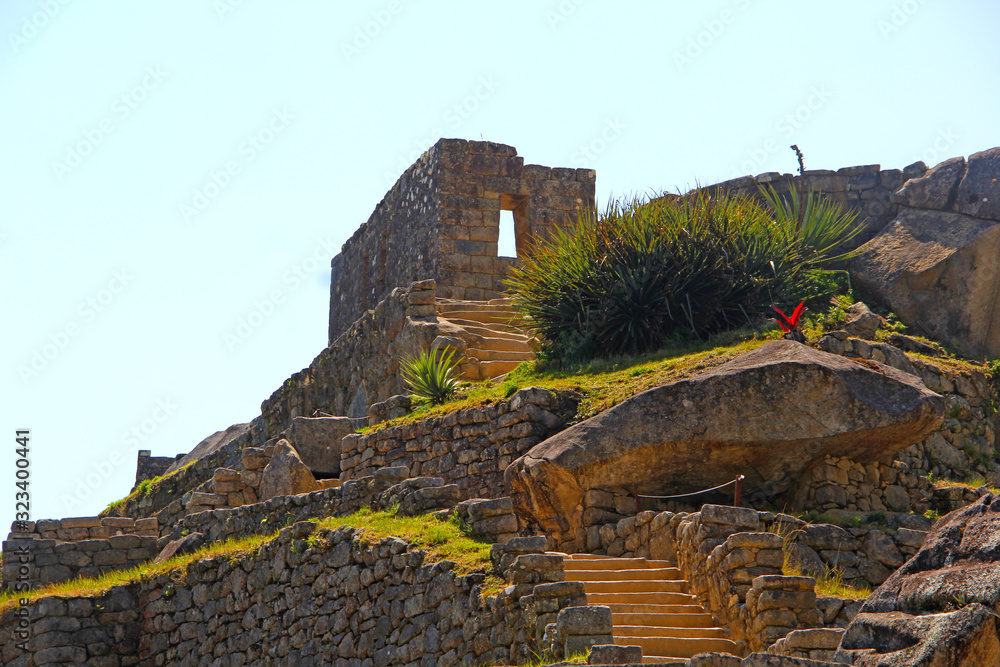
<box><xmin>440</xmin><ymin>314</ymin><xmax>525</xmax><ymax>331</ymax></box>
<box><xmin>581</xmin><ymin>580</ymin><xmax>689</xmax><ymax>594</ymax></box>
<box><xmin>567</xmin><ymin>568</ymin><xmax>683</xmax><ymax>581</ymax></box>
<box><xmin>586</xmin><ymin>591</ymin><xmax>699</xmax><ymax>606</ymax></box>
<box><xmin>439</xmin><ymin>321</ymin><xmax>532</xmax><ymax>342</ymax></box>
<box><xmin>564</xmin><ymin>556</ymin><xmax>674</xmax><ymax>570</ymax></box>
<box><xmin>642</xmin><ymin>657</ymin><xmax>687</xmax><ymax>664</ymax></box>
<box><xmin>436</xmin><ymin>299</ymin><xmax>515</xmax><ymax>312</ymax></box>
<box><xmin>605</xmin><ymin>603</ymin><xmax>709</xmax><ymax>615</ymax></box>
<box><xmin>464</xmin><ymin>348</ymin><xmax>535</xmax><ymax>362</ymax></box>
<box><xmin>619</xmin><ymin>635</ymin><xmax>737</xmax><ymax>659</ymax></box>
<box><xmin>474</xmin><ymin>336</ymin><xmax>534</xmax><ymax>353</ymax></box>
<box><xmin>612</xmin><ymin>612</ymin><xmax>716</xmax><ymax>628</ymax></box>
<box><xmin>614</xmin><ymin>625</ymin><xmax>728</xmax><ymax>639</ymax></box>
<box><xmin>440</xmin><ymin>310</ymin><xmax>520</xmax><ymax>326</ymax></box>
<box><xmin>478</xmin><ymin>360</ymin><xmax>524</xmax><ymax>378</ymax></box>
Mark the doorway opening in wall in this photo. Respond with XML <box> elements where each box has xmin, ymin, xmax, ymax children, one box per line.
<box><xmin>498</xmin><ymin>208</ymin><xmax>517</xmax><ymax>258</ymax></box>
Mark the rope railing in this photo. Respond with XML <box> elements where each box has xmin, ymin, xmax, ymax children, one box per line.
<box><xmin>634</xmin><ymin>474</ymin><xmax>745</xmax><ymax>511</ymax></box>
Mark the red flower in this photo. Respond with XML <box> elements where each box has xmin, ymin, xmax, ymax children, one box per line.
<box><xmin>770</xmin><ymin>301</ymin><xmax>806</xmax><ymax>332</ymax></box>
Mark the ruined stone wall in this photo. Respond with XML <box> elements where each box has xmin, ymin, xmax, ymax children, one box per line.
<box><xmin>707</xmin><ymin>161</ymin><xmax>927</xmax><ymax>248</ymax></box>
<box><xmin>328</xmin><ymin>138</ymin><xmax>596</xmax><ymax>343</ymax></box>
<box><xmin>0</xmin><ymin>524</ymin><xmax>533</xmax><ymax>666</ymax></box>
<box><xmin>2</xmin><ymin>516</ymin><xmax>158</xmax><ymax>590</ymax></box>
<box><xmin>339</xmin><ymin>387</ymin><xmax>579</xmax><ymax>499</ymax></box>
<box><xmin>134</xmin><ymin>451</ymin><xmax>176</xmax><ymax>488</ymax></box>
<box><xmin>264</xmin><ymin>280</ymin><xmax>440</xmax><ymax>434</ymax></box>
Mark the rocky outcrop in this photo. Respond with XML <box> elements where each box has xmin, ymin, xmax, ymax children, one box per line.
<box><xmin>506</xmin><ymin>341</ymin><xmax>944</xmax><ymax>545</ymax></box>
<box><xmin>287</xmin><ymin>415</ymin><xmax>354</xmax><ymax>476</ymax></box>
<box><xmin>851</xmin><ymin>148</ymin><xmax>1000</xmax><ymax>359</ymax></box>
<box><xmin>850</xmin><ymin>206</ymin><xmax>1000</xmax><ymax>360</ymax></box>
<box><xmin>257</xmin><ymin>439</ymin><xmax>320</xmax><ymax>501</ymax></box>
<box><xmin>836</xmin><ymin>493</ymin><xmax>1000</xmax><ymax>666</ymax></box>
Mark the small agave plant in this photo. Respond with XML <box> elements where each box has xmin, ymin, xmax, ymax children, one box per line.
<box><xmin>400</xmin><ymin>347</ymin><xmax>461</xmax><ymax>406</ymax></box>
<box><xmin>770</xmin><ymin>301</ymin><xmax>807</xmax><ymax>343</ymax></box>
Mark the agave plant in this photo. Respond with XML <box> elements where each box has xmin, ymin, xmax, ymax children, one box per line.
<box><xmin>400</xmin><ymin>347</ymin><xmax>461</xmax><ymax>406</ymax></box>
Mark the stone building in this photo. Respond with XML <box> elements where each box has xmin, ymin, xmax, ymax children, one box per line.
<box><xmin>328</xmin><ymin>138</ymin><xmax>596</xmax><ymax>342</ymax></box>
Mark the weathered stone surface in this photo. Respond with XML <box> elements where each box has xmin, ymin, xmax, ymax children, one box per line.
<box><xmin>258</xmin><ymin>439</ymin><xmax>320</xmax><ymax>501</ymax></box>
<box><xmin>955</xmin><ymin>147</ymin><xmax>1000</xmax><ymax>221</ymax></box>
<box><xmin>154</xmin><ymin>532</ymin><xmax>205</xmax><ymax>564</ymax></box>
<box><xmin>890</xmin><ymin>156</ymin><xmax>965</xmax><ymax>210</ymax></box>
<box><xmin>506</xmin><ymin>341</ymin><xmax>943</xmax><ymax>541</ymax></box>
<box><xmin>842</xmin><ymin>302</ymin><xmax>881</xmax><ymax>340</ymax></box>
<box><xmin>850</xmin><ymin>206</ymin><xmax>1000</xmax><ymax>359</ymax></box>
<box><xmin>288</xmin><ymin>416</ymin><xmax>354</xmax><ymax>475</ymax></box>
<box><xmin>587</xmin><ymin>643</ymin><xmax>642</xmax><ymax>664</ymax></box>
<box><xmin>836</xmin><ymin>494</ymin><xmax>1000</xmax><ymax>665</ymax></box>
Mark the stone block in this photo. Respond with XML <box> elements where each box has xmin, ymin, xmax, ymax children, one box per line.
<box><xmin>587</xmin><ymin>644</ymin><xmax>642</xmax><ymax>664</ymax></box>
<box><xmin>557</xmin><ymin>605</ymin><xmax>613</xmax><ymax>637</ymax></box>
<box><xmin>701</xmin><ymin>504</ymin><xmax>760</xmax><ymax>530</ymax></box>
<box><xmin>61</xmin><ymin>516</ymin><xmax>102</xmax><ymax>529</ymax></box>
<box><xmin>100</xmin><ymin>517</ymin><xmax>135</xmax><ymax>529</ymax></box>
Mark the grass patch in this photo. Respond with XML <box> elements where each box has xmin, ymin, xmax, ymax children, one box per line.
<box><xmin>932</xmin><ymin>476</ymin><xmax>999</xmax><ymax>494</ymax></box>
<box><xmin>102</xmin><ymin>460</ymin><xmax>197</xmax><ymax>516</ymax></box>
<box><xmin>0</xmin><ymin>531</ymin><xmax>275</xmax><ymax>613</ymax></box>
<box><xmin>314</xmin><ymin>508</ymin><xmax>494</xmax><ymax>578</ymax></box>
<box><xmin>364</xmin><ymin>330</ymin><xmax>774</xmax><ymax>434</ymax></box>
<box><xmin>1</xmin><ymin>508</ymin><xmax>502</xmax><ymax>614</ymax></box>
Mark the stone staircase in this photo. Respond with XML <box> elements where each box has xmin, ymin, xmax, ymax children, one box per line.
<box><xmin>563</xmin><ymin>553</ymin><xmax>737</xmax><ymax>663</ymax></box>
<box><xmin>435</xmin><ymin>298</ymin><xmax>537</xmax><ymax>381</ymax></box>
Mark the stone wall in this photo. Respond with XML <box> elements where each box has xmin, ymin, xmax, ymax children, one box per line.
<box><xmin>340</xmin><ymin>387</ymin><xmax>579</xmax><ymax>498</ymax></box>
<box><xmin>2</xmin><ymin>516</ymin><xmax>158</xmax><ymax>590</ymax></box>
<box><xmin>134</xmin><ymin>450</ymin><xmax>177</xmax><ymax>488</ymax></box>
<box><xmin>328</xmin><ymin>138</ymin><xmax>596</xmax><ymax>343</ymax></box>
<box><xmin>707</xmin><ymin>161</ymin><xmax>927</xmax><ymax>249</ymax></box>
<box><xmin>264</xmin><ymin>280</ymin><xmax>442</xmax><ymax>432</ymax></box>
<box><xmin>102</xmin><ymin>421</ymin><xmax>264</xmax><ymax>526</ymax></box>
<box><xmin>795</xmin><ymin>333</ymin><xmax>998</xmax><ymax>515</ymax></box>
<box><xmin>0</xmin><ymin>523</ymin><xmax>534</xmax><ymax>666</ymax></box>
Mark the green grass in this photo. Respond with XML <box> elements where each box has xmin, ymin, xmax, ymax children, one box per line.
<box><xmin>933</xmin><ymin>476</ymin><xmax>999</xmax><ymax>494</ymax></box>
<box><xmin>0</xmin><ymin>508</ymin><xmax>500</xmax><ymax>613</ymax></box>
<box><xmin>102</xmin><ymin>460</ymin><xmax>197</xmax><ymax>516</ymax></box>
<box><xmin>362</xmin><ymin>328</ymin><xmax>775</xmax><ymax>433</ymax></box>
<box><xmin>0</xmin><ymin>531</ymin><xmax>276</xmax><ymax>612</ymax></box>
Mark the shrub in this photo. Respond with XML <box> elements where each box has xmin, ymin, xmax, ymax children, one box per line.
<box><xmin>506</xmin><ymin>186</ymin><xmax>861</xmax><ymax>361</ymax></box>
<box><xmin>400</xmin><ymin>347</ymin><xmax>461</xmax><ymax>405</ymax></box>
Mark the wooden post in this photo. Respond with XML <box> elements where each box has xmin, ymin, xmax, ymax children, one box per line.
<box><xmin>733</xmin><ymin>475</ymin><xmax>744</xmax><ymax>507</ymax></box>
<box><xmin>632</xmin><ymin>486</ymin><xmax>641</xmax><ymax>513</ymax></box>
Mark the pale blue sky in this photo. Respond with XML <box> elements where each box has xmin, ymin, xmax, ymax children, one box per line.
<box><xmin>3</xmin><ymin>1</ymin><xmax>999</xmax><ymax>531</ymax></box>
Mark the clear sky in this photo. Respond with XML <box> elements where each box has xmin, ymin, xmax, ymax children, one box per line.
<box><xmin>2</xmin><ymin>1</ymin><xmax>999</xmax><ymax>532</ymax></box>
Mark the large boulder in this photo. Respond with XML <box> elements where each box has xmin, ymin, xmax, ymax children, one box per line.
<box><xmin>835</xmin><ymin>494</ymin><xmax>1000</xmax><ymax>665</ymax></box>
<box><xmin>258</xmin><ymin>439</ymin><xmax>320</xmax><ymax>501</ymax></box>
<box><xmin>287</xmin><ymin>416</ymin><xmax>354</xmax><ymax>476</ymax></box>
<box><xmin>505</xmin><ymin>341</ymin><xmax>943</xmax><ymax>544</ymax></box>
<box><xmin>956</xmin><ymin>147</ymin><xmax>1000</xmax><ymax>221</ymax></box>
<box><xmin>850</xmin><ymin>206</ymin><xmax>1000</xmax><ymax>359</ymax></box>
<box><xmin>890</xmin><ymin>156</ymin><xmax>966</xmax><ymax>211</ymax></box>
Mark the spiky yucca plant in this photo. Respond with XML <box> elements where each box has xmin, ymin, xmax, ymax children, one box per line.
<box><xmin>505</xmin><ymin>186</ymin><xmax>861</xmax><ymax>362</ymax></box>
<box><xmin>400</xmin><ymin>347</ymin><xmax>461</xmax><ymax>405</ymax></box>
